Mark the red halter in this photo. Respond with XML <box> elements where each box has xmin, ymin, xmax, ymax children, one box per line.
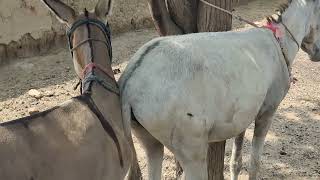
<box><xmin>263</xmin><ymin>22</ymin><xmax>283</xmax><ymax>39</ymax></box>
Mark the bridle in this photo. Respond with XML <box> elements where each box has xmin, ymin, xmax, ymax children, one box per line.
<box><xmin>199</xmin><ymin>0</ymin><xmax>300</xmax><ymax>81</ymax></box>
<box><xmin>66</xmin><ymin>15</ymin><xmax>123</xmax><ymax>167</ymax></box>
<box><xmin>67</xmin><ymin>18</ymin><xmax>112</xmax><ymax>60</ymax></box>
<box><xmin>66</xmin><ymin>17</ymin><xmax>118</xmax><ymax>95</ymax></box>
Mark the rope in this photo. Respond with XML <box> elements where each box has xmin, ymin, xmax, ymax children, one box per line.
<box><xmin>199</xmin><ymin>0</ymin><xmax>298</xmax><ymax>84</ymax></box>
<box><xmin>71</xmin><ymin>38</ymin><xmax>111</xmax><ymax>52</ymax></box>
<box><xmin>199</xmin><ymin>0</ymin><xmax>259</xmax><ymax>28</ymax></box>
<box><xmin>280</xmin><ymin>22</ymin><xmax>300</xmax><ymax>49</ymax></box>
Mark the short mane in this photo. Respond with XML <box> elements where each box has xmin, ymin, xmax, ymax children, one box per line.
<box><xmin>266</xmin><ymin>0</ymin><xmax>293</xmax><ymax>23</ymax></box>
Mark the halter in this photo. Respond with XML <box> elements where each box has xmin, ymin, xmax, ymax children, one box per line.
<box><xmin>263</xmin><ymin>21</ymin><xmax>299</xmax><ymax>74</ymax></box>
<box><xmin>66</xmin><ymin>18</ymin><xmax>119</xmax><ymax>95</ymax></box>
<box><xmin>66</xmin><ymin>17</ymin><xmax>123</xmax><ymax>167</ymax></box>
<box><xmin>67</xmin><ymin>18</ymin><xmax>112</xmax><ymax>60</ymax></box>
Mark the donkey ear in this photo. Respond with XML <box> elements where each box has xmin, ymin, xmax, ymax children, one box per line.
<box><xmin>95</xmin><ymin>0</ymin><xmax>113</xmax><ymax>20</ymax></box>
<box><xmin>41</xmin><ymin>0</ymin><xmax>76</xmax><ymax>25</ymax></box>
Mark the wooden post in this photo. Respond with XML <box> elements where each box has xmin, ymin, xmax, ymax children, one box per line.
<box><xmin>207</xmin><ymin>141</ymin><xmax>226</xmax><ymax>180</ymax></box>
<box><xmin>197</xmin><ymin>0</ymin><xmax>232</xmax><ymax>32</ymax></box>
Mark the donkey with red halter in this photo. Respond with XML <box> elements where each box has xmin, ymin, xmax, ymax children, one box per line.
<box><xmin>120</xmin><ymin>0</ymin><xmax>320</xmax><ymax>179</ymax></box>
<box><xmin>0</xmin><ymin>0</ymin><xmax>134</xmax><ymax>179</ymax></box>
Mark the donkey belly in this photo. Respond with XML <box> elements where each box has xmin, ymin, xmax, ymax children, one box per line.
<box><xmin>128</xmin><ymin>70</ymin><xmax>267</xmax><ymax>146</ymax></box>
<box><xmin>132</xmin><ymin>92</ymin><xmax>265</xmax><ymax>146</ymax></box>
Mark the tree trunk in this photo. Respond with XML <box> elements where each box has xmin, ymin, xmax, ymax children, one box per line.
<box><xmin>207</xmin><ymin>141</ymin><xmax>226</xmax><ymax>180</ymax></box>
<box><xmin>197</xmin><ymin>0</ymin><xmax>232</xmax><ymax>32</ymax></box>
<box><xmin>166</xmin><ymin>0</ymin><xmax>198</xmax><ymax>33</ymax></box>
<box><xmin>147</xmin><ymin>0</ymin><xmax>183</xmax><ymax>36</ymax></box>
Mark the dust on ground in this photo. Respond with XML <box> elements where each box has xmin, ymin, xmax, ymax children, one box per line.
<box><xmin>0</xmin><ymin>0</ymin><xmax>319</xmax><ymax>179</ymax></box>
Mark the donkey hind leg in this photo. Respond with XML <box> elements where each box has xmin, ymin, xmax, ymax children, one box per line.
<box><xmin>230</xmin><ymin>131</ymin><xmax>246</xmax><ymax>180</ymax></box>
<box><xmin>249</xmin><ymin>110</ymin><xmax>274</xmax><ymax>180</ymax></box>
<box><xmin>131</xmin><ymin>118</ymin><xmax>164</xmax><ymax>180</ymax></box>
<box><xmin>174</xmin><ymin>142</ymin><xmax>208</xmax><ymax>180</ymax></box>
<box><xmin>126</xmin><ymin>129</ymin><xmax>142</xmax><ymax>180</ymax></box>
<box><xmin>171</xmin><ymin>130</ymin><xmax>208</xmax><ymax>180</ymax></box>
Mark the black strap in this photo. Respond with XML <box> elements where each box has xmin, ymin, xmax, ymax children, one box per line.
<box><xmin>82</xmin><ymin>73</ymin><xmax>120</xmax><ymax>95</ymax></box>
<box><xmin>75</xmin><ymin>95</ymin><xmax>124</xmax><ymax>167</ymax></box>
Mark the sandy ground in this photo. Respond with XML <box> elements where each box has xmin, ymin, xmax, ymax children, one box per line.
<box><xmin>0</xmin><ymin>0</ymin><xmax>319</xmax><ymax>179</ymax></box>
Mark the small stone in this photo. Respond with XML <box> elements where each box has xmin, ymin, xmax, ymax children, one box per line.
<box><xmin>113</xmin><ymin>68</ymin><xmax>121</xmax><ymax>74</ymax></box>
<box><xmin>30</xmin><ymin>101</ymin><xmax>39</xmax><ymax>105</ymax></box>
<box><xmin>28</xmin><ymin>89</ymin><xmax>42</xmax><ymax>99</ymax></box>
<box><xmin>28</xmin><ymin>108</ymin><xmax>39</xmax><ymax>115</ymax></box>
<box><xmin>44</xmin><ymin>91</ymin><xmax>54</xmax><ymax>97</ymax></box>
<box><xmin>279</xmin><ymin>150</ymin><xmax>287</xmax><ymax>155</ymax></box>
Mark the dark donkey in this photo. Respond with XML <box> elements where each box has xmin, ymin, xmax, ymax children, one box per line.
<box><xmin>0</xmin><ymin>0</ymin><xmax>134</xmax><ymax>179</ymax></box>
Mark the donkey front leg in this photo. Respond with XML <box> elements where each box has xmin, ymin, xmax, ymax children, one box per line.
<box><xmin>249</xmin><ymin>110</ymin><xmax>274</xmax><ymax>180</ymax></box>
<box><xmin>230</xmin><ymin>131</ymin><xmax>246</xmax><ymax>180</ymax></box>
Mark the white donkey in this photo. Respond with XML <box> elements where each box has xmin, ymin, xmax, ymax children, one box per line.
<box><xmin>119</xmin><ymin>0</ymin><xmax>320</xmax><ymax>179</ymax></box>
<box><xmin>0</xmin><ymin>0</ymin><xmax>135</xmax><ymax>179</ymax></box>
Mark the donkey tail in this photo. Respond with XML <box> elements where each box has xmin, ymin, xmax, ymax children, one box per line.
<box><xmin>122</xmin><ymin>101</ymin><xmax>142</xmax><ymax>180</ymax></box>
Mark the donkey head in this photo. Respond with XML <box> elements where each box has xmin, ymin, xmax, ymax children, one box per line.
<box><xmin>41</xmin><ymin>0</ymin><xmax>113</xmax><ymax>77</ymax></box>
<box><xmin>301</xmin><ymin>0</ymin><xmax>320</xmax><ymax>61</ymax></box>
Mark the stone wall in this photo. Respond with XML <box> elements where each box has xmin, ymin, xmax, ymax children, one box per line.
<box><xmin>0</xmin><ymin>0</ymin><xmax>258</xmax><ymax>64</ymax></box>
<box><xmin>0</xmin><ymin>0</ymin><xmax>153</xmax><ymax>64</ymax></box>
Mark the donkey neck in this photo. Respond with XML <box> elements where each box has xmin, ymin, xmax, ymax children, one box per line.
<box><xmin>88</xmin><ymin>36</ymin><xmax>116</xmax><ymax>101</ymax></box>
<box><xmin>279</xmin><ymin>0</ymin><xmax>313</xmax><ymax>66</ymax></box>
<box><xmin>83</xmin><ymin>29</ymin><xmax>123</xmax><ymax>128</ymax></box>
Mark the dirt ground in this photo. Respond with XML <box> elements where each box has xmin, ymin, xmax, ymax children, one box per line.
<box><xmin>0</xmin><ymin>0</ymin><xmax>319</xmax><ymax>179</ymax></box>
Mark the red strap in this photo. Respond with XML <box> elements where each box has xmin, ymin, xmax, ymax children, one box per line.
<box><xmin>263</xmin><ymin>22</ymin><xmax>283</xmax><ymax>39</ymax></box>
<box><xmin>263</xmin><ymin>22</ymin><xmax>277</xmax><ymax>34</ymax></box>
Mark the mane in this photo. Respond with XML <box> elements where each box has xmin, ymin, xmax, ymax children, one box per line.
<box><xmin>266</xmin><ymin>0</ymin><xmax>293</xmax><ymax>23</ymax></box>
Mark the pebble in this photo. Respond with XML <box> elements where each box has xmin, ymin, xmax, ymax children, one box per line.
<box><xmin>28</xmin><ymin>108</ymin><xmax>39</xmax><ymax>115</ymax></box>
<box><xmin>279</xmin><ymin>150</ymin><xmax>287</xmax><ymax>155</ymax></box>
<box><xmin>28</xmin><ymin>89</ymin><xmax>43</xmax><ymax>99</ymax></box>
<box><xmin>113</xmin><ymin>68</ymin><xmax>121</xmax><ymax>74</ymax></box>
<box><xmin>44</xmin><ymin>91</ymin><xmax>55</xmax><ymax>97</ymax></box>
<box><xmin>30</xmin><ymin>101</ymin><xmax>39</xmax><ymax>105</ymax></box>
